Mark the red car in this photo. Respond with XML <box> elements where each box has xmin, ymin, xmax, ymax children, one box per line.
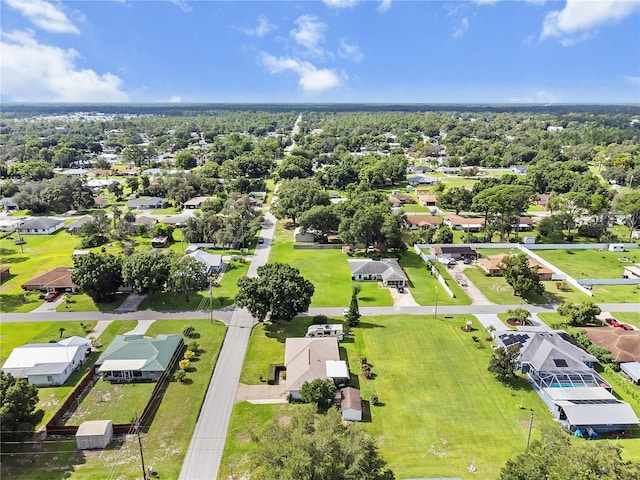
<box><xmin>620</xmin><ymin>323</ymin><xmax>634</xmax><ymax>331</ymax></box>
<box><xmin>604</xmin><ymin>317</ymin><xmax>621</xmax><ymax>327</ymax></box>
<box><xmin>44</xmin><ymin>291</ymin><xmax>61</xmax><ymax>302</ymax></box>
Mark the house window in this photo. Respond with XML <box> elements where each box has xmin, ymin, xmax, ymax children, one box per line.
<box><xmin>47</xmin><ymin>376</ymin><xmax>53</xmax><ymax>382</ymax></box>
<box><xmin>133</xmin><ymin>371</ymin><xmax>142</xmax><ymax>377</ymax></box>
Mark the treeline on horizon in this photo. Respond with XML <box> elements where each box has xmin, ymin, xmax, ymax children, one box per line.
<box><xmin>2</xmin><ymin>102</ymin><xmax>640</xmax><ymax>118</ymax></box>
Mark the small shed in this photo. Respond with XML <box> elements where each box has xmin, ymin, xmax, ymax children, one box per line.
<box><xmin>75</xmin><ymin>420</ymin><xmax>113</xmax><ymax>449</ymax></box>
<box><xmin>609</xmin><ymin>244</ymin><xmax>625</xmax><ymax>252</ymax></box>
<box><xmin>337</xmin><ymin>387</ymin><xmax>362</xmax><ymax>422</ymax></box>
<box><xmin>294</xmin><ymin>227</ymin><xmax>314</xmax><ymax>243</ymax></box>
<box><xmin>522</xmin><ymin>236</ymin><xmax>536</xmax><ymax>244</ymax></box>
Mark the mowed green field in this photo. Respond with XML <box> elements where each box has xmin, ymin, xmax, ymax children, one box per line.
<box><xmin>0</xmin><ymin>230</ymin><xmax>80</xmax><ymax>312</ymax></box>
<box><xmin>223</xmin><ymin>314</ymin><xmax>559</xmax><ymax>479</ymax></box>
<box><xmin>534</xmin><ymin>248</ymin><xmax>640</xmax><ymax>279</ymax></box>
<box><xmin>268</xmin><ymin>220</ymin><xmax>392</xmax><ymax>307</ymax></box>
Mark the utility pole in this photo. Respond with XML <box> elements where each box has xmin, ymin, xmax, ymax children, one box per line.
<box><xmin>135</xmin><ymin>413</ymin><xmax>148</xmax><ymax>479</ymax></box>
<box><xmin>526</xmin><ymin>412</ymin><xmax>534</xmax><ymax>449</ymax></box>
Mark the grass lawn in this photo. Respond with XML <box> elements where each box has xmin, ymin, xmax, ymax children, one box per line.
<box><xmin>0</xmin><ymin>230</ymin><xmax>80</xmax><ymax>312</ymax></box>
<box><xmin>1</xmin><ymin>320</ymin><xmax>226</xmax><ymax>480</ymax></box>
<box><xmin>463</xmin><ymin>267</ymin><xmax>547</xmax><ymax>304</ymax></box>
<box><xmin>269</xmin><ymin>220</ymin><xmax>392</xmax><ymax>307</ymax></box>
<box><xmin>138</xmin><ymin>258</ymin><xmax>250</xmax><ymax>310</ymax></box>
<box><xmin>399</xmin><ymin>252</ymin><xmax>471</xmax><ymax>305</ymax></box>
<box><xmin>535</xmin><ymin>249</ymin><xmax>640</xmax><ymax>279</ymax></box>
<box><xmin>64</xmin><ymin>380</ymin><xmax>155</xmax><ymax>425</ymax></box>
<box><xmin>225</xmin><ymin>314</ymin><xmax>558</xmax><ymax>479</ymax></box>
<box><xmin>55</xmin><ymin>292</ymin><xmax>127</xmax><ymax>312</ymax></box>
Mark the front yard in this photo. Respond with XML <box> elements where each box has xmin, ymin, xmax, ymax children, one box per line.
<box><xmin>221</xmin><ymin>314</ymin><xmax>558</xmax><ymax>479</ymax></box>
<box><xmin>535</xmin><ymin>248</ymin><xmax>640</xmax><ymax>279</ymax></box>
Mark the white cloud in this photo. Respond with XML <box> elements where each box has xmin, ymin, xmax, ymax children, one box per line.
<box><xmin>5</xmin><ymin>0</ymin><xmax>79</xmax><ymax>34</ymax></box>
<box><xmin>377</xmin><ymin>0</ymin><xmax>392</xmax><ymax>13</ymax></box>
<box><xmin>168</xmin><ymin>96</ymin><xmax>182</xmax><ymax>103</ymax></box>
<box><xmin>509</xmin><ymin>90</ymin><xmax>562</xmax><ymax>103</ymax></box>
<box><xmin>244</xmin><ymin>15</ymin><xmax>276</xmax><ymax>37</ymax></box>
<box><xmin>290</xmin><ymin>15</ymin><xmax>326</xmax><ymax>53</ymax></box>
<box><xmin>473</xmin><ymin>0</ymin><xmax>499</xmax><ymax>5</ymax></box>
<box><xmin>169</xmin><ymin>0</ymin><xmax>192</xmax><ymax>13</ymax></box>
<box><xmin>0</xmin><ymin>30</ymin><xmax>129</xmax><ymax>102</ymax></box>
<box><xmin>323</xmin><ymin>0</ymin><xmax>359</xmax><ymax>8</ymax></box>
<box><xmin>453</xmin><ymin>17</ymin><xmax>469</xmax><ymax>38</ymax></box>
<box><xmin>338</xmin><ymin>38</ymin><xmax>363</xmax><ymax>62</ymax></box>
<box><xmin>542</xmin><ymin>0</ymin><xmax>640</xmax><ymax>41</ymax></box>
<box><xmin>260</xmin><ymin>52</ymin><xmax>343</xmax><ymax>94</ymax></box>
<box><xmin>624</xmin><ymin>76</ymin><xmax>640</xmax><ymax>86</ymax></box>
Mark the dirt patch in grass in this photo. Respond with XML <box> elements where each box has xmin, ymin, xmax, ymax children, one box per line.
<box><xmin>236</xmin><ymin>432</ymin><xmax>251</xmax><ymax>443</ymax></box>
<box><xmin>277</xmin><ymin>414</ymin><xmax>292</xmax><ymax>426</ymax></box>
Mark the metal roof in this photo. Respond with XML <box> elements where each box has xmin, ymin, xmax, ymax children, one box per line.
<box><xmin>95</xmin><ymin>334</ymin><xmax>182</xmax><ymax>372</ymax></box>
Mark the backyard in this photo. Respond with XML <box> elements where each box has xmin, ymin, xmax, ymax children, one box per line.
<box><xmin>0</xmin><ymin>320</ymin><xmax>226</xmax><ymax>480</ymax></box>
<box><xmin>221</xmin><ymin>314</ymin><xmax>559</xmax><ymax>479</ymax></box>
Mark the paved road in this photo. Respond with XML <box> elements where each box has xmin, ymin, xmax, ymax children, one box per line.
<box><xmin>1</xmin><ymin>302</ymin><xmax>638</xmax><ymax>324</ymax></box>
<box><xmin>178</xmin><ymin>212</ymin><xmax>276</xmax><ymax>480</ymax></box>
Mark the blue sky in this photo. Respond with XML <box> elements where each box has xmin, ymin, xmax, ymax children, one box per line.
<box><xmin>1</xmin><ymin>0</ymin><xmax>639</xmax><ymax>103</ymax></box>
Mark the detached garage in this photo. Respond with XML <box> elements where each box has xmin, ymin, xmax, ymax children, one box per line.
<box><xmin>75</xmin><ymin>420</ymin><xmax>113</xmax><ymax>450</ymax></box>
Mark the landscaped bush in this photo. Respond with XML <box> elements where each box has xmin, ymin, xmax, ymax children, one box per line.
<box><xmin>267</xmin><ymin>363</ymin><xmax>284</xmax><ymax>385</ymax></box>
<box><xmin>179</xmin><ymin>359</ymin><xmax>191</xmax><ymax>371</ymax></box>
<box><xmin>174</xmin><ymin>369</ymin><xmax>187</xmax><ymax>382</ymax></box>
<box><xmin>370</xmin><ymin>394</ymin><xmax>379</xmax><ymax>405</ymax></box>
<box><xmin>184</xmin><ymin>350</ymin><xmax>196</xmax><ymax>361</ymax></box>
<box><xmin>312</xmin><ymin>314</ymin><xmax>329</xmax><ymax>325</ymax></box>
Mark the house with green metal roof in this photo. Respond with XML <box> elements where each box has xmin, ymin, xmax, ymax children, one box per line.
<box><xmin>95</xmin><ymin>334</ymin><xmax>183</xmax><ymax>383</ymax></box>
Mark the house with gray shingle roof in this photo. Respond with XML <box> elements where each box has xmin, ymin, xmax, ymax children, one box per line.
<box><xmin>347</xmin><ymin>259</ymin><xmax>408</xmax><ymax>288</ymax></box>
<box><xmin>95</xmin><ymin>334</ymin><xmax>183</xmax><ymax>382</ymax></box>
<box><xmin>126</xmin><ymin>197</ymin><xmax>168</xmax><ymax>210</ymax></box>
<box><xmin>17</xmin><ymin>217</ymin><xmax>64</xmax><ymax>235</ymax></box>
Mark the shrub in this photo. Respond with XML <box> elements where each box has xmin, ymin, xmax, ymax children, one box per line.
<box><xmin>184</xmin><ymin>350</ymin><xmax>196</xmax><ymax>361</ymax></box>
<box><xmin>174</xmin><ymin>369</ymin><xmax>187</xmax><ymax>382</ymax></box>
<box><xmin>360</xmin><ymin>356</ymin><xmax>367</xmax><ymax>365</ymax></box>
<box><xmin>179</xmin><ymin>359</ymin><xmax>191</xmax><ymax>371</ymax></box>
<box><xmin>370</xmin><ymin>395</ymin><xmax>379</xmax><ymax>405</ymax></box>
<box><xmin>312</xmin><ymin>314</ymin><xmax>329</xmax><ymax>325</ymax></box>
<box><xmin>187</xmin><ymin>341</ymin><xmax>200</xmax><ymax>353</ymax></box>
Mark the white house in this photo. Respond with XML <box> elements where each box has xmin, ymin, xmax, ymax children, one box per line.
<box><xmin>2</xmin><ymin>336</ymin><xmax>91</xmax><ymax>386</ymax></box>
<box><xmin>186</xmin><ymin>250</ymin><xmax>224</xmax><ymax>274</ymax></box>
<box><xmin>347</xmin><ymin>259</ymin><xmax>408</xmax><ymax>288</ymax></box>
<box><xmin>407</xmin><ymin>175</ymin><xmax>437</xmax><ymax>186</ymax></box>
<box><xmin>17</xmin><ymin>217</ymin><xmax>64</xmax><ymax>235</ymax></box>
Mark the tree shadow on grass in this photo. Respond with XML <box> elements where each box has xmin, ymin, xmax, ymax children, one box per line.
<box><xmin>1</xmin><ymin>257</ymin><xmax>27</xmax><ymax>264</ymax></box>
<box><xmin>354</xmin><ymin>322</ymin><xmax>386</xmax><ymax>329</ymax></box>
<box><xmin>503</xmin><ymin>375</ymin><xmax>532</xmax><ymax>391</ymax></box>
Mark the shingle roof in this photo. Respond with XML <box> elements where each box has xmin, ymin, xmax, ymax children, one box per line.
<box><xmin>347</xmin><ymin>259</ymin><xmax>407</xmax><ymax>281</ymax></box>
<box><xmin>96</xmin><ymin>334</ymin><xmax>182</xmax><ymax>372</ymax></box>
<box><xmin>21</xmin><ymin>267</ymin><xmax>75</xmax><ymax>289</ymax></box>
<box><xmin>584</xmin><ymin>328</ymin><xmax>640</xmax><ymax>363</ymax></box>
<box><xmin>284</xmin><ymin>337</ymin><xmax>340</xmax><ymax>393</ymax></box>
<box><xmin>18</xmin><ymin>217</ymin><xmax>63</xmax><ymax>230</ymax></box>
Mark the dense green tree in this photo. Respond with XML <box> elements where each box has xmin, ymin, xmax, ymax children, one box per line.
<box><xmin>175</xmin><ymin>150</ymin><xmax>197</xmax><ymax>170</ymax></box>
<box><xmin>250</xmin><ymin>406</ymin><xmax>395</xmax><ymax>480</ymax></box>
<box><xmin>557</xmin><ymin>302</ymin><xmax>601</xmax><ymax>327</ymax></box>
<box><xmin>121</xmin><ymin>252</ymin><xmax>171</xmax><ymax>294</ymax></box>
<box><xmin>71</xmin><ymin>252</ymin><xmax>123</xmax><ymax>302</ymax></box>
<box><xmin>438</xmin><ymin>186</ymin><xmax>473</xmax><ymax>214</ymax></box>
<box><xmin>346</xmin><ymin>286</ymin><xmax>361</xmax><ymax>327</ymax></box>
<box><xmin>299</xmin><ymin>379</ymin><xmax>337</xmax><ymax>409</ymax></box>
<box><xmin>433</xmin><ymin>225</ymin><xmax>453</xmax><ymax>244</ymax></box>
<box><xmin>236</xmin><ymin>263</ymin><xmax>314</xmax><ymax>322</ymax></box>
<box><xmin>169</xmin><ymin>255</ymin><xmax>209</xmax><ymax>302</ymax></box>
<box><xmin>505</xmin><ymin>308</ymin><xmax>531</xmax><ymax>325</ymax></box>
<box><xmin>499</xmin><ymin>425</ymin><xmax>640</xmax><ymax>480</ymax></box>
<box><xmin>272</xmin><ymin>178</ymin><xmax>330</xmax><ymax>224</ymax></box>
<box><xmin>0</xmin><ymin>372</ymin><xmax>45</xmax><ymax>442</ymax></box>
<box><xmin>615</xmin><ymin>191</ymin><xmax>640</xmax><ymax>241</ymax></box>
<box><xmin>501</xmin><ymin>254</ymin><xmax>544</xmax><ymax>297</ymax></box>
<box><xmin>488</xmin><ymin>344</ymin><xmax>521</xmax><ymax>383</ymax></box>
<box><xmin>298</xmin><ymin>205</ymin><xmax>341</xmax><ymax>240</ymax></box>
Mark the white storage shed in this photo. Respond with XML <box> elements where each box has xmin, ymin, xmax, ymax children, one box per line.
<box><xmin>75</xmin><ymin>420</ymin><xmax>113</xmax><ymax>450</ymax></box>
